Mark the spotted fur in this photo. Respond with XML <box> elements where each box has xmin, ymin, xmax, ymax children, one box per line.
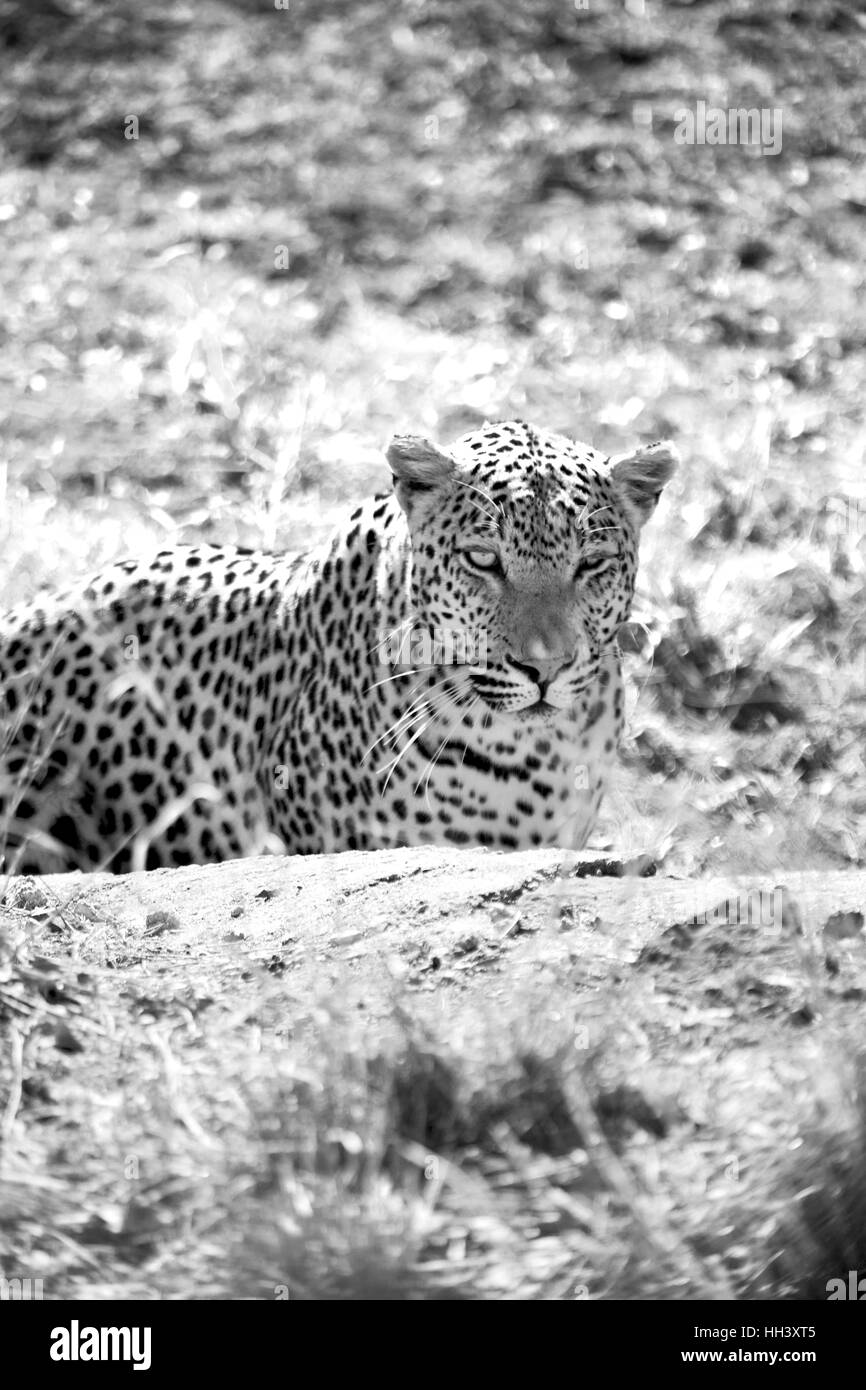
<box><xmin>0</xmin><ymin>421</ymin><xmax>676</xmax><ymax>872</ymax></box>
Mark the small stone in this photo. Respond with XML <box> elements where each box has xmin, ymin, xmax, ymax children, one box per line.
<box><xmin>823</xmin><ymin>910</ymin><xmax>864</xmax><ymax>942</ymax></box>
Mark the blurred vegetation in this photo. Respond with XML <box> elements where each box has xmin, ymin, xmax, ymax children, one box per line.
<box><xmin>5</xmin><ymin>869</ymin><xmax>866</xmax><ymax>1301</ymax></box>
<box><xmin>0</xmin><ymin>0</ymin><xmax>864</xmax><ymax>874</ymax></box>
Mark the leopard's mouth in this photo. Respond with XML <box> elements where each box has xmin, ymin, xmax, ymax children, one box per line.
<box><xmin>468</xmin><ymin>680</ymin><xmax>565</xmax><ymax>720</ymax></box>
<box><xmin>467</xmin><ymin>661</ymin><xmax>602</xmax><ymax>716</ymax></box>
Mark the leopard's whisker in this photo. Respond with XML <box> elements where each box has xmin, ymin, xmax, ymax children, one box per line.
<box><xmin>377</xmin><ymin>705</ymin><xmax>447</xmax><ymax>794</ymax></box>
<box><xmin>374</xmin><ymin>676</ymin><xmax>463</xmax><ymax>773</ymax></box>
<box><xmin>366</xmin><ymin>617</ymin><xmax>416</xmax><ymax>662</ymax></box>
<box><xmin>364</xmin><ymin>668</ymin><xmax>428</xmax><ymax>694</ymax></box>
<box><xmin>360</xmin><ymin>675</ymin><xmax>456</xmax><ymax>761</ymax></box>
<box><xmin>465</xmin><ymin>499</ymin><xmax>499</xmax><ymax>528</ymax></box>
<box><xmin>417</xmin><ymin>694</ymin><xmax>480</xmax><ymax>806</ymax></box>
<box><xmin>458</xmin><ymin>478</ymin><xmax>504</xmax><ymax>522</ymax></box>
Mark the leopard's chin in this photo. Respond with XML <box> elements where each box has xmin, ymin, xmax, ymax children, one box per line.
<box><xmin>478</xmin><ymin>695</ymin><xmax>566</xmax><ymax>727</ymax></box>
<box><xmin>514</xmin><ymin>700</ymin><xmax>559</xmax><ymax>725</ymax></box>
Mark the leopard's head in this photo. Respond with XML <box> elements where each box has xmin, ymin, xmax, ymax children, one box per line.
<box><xmin>387</xmin><ymin>420</ymin><xmax>677</xmax><ymax>722</ymax></box>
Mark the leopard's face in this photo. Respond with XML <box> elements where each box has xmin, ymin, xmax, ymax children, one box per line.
<box><xmin>387</xmin><ymin>421</ymin><xmax>677</xmax><ymax>724</ymax></box>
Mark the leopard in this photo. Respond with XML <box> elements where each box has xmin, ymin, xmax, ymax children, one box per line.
<box><xmin>0</xmin><ymin>420</ymin><xmax>676</xmax><ymax>874</ymax></box>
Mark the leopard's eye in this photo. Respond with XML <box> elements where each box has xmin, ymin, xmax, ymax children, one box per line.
<box><xmin>574</xmin><ymin>555</ymin><xmax>615</xmax><ymax>582</ymax></box>
<box><xmin>463</xmin><ymin>549</ymin><xmax>502</xmax><ymax>574</ymax></box>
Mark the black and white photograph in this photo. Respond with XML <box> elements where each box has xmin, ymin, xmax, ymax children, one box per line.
<box><xmin>1</xmin><ymin>0</ymin><xmax>865</xmax><ymax>1331</ymax></box>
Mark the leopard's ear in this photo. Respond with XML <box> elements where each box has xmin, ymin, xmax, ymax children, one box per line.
<box><xmin>609</xmin><ymin>441</ymin><xmax>678</xmax><ymax>527</ymax></box>
<box><xmin>387</xmin><ymin>435</ymin><xmax>456</xmax><ymax>514</ymax></box>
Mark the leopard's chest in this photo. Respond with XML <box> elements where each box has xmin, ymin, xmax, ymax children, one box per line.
<box><xmin>372</xmin><ymin>657</ymin><xmax>624</xmax><ymax>852</ymax></box>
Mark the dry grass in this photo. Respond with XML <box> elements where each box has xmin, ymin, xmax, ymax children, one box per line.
<box><xmin>4</xmin><ymin>868</ymin><xmax>866</xmax><ymax>1301</ymax></box>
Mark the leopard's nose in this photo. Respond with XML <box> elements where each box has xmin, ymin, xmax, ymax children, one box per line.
<box><xmin>505</xmin><ymin>653</ymin><xmax>570</xmax><ymax>692</ymax></box>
